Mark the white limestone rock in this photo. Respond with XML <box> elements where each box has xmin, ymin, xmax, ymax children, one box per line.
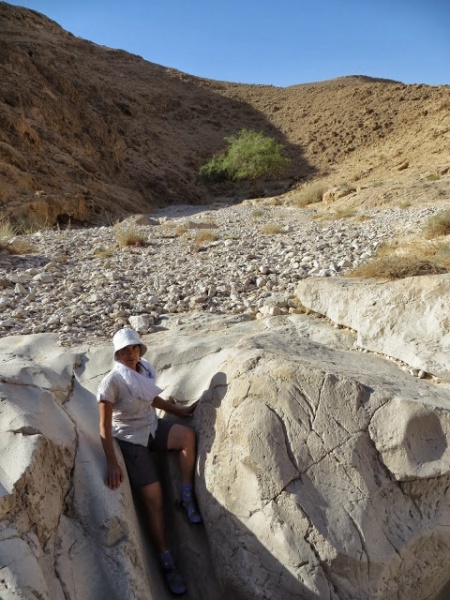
<box><xmin>295</xmin><ymin>274</ymin><xmax>450</xmax><ymax>382</ymax></box>
<box><xmin>1</xmin><ymin>316</ymin><xmax>450</xmax><ymax>599</ymax></box>
<box><xmin>128</xmin><ymin>314</ymin><xmax>153</xmax><ymax>332</ymax></box>
<box><xmin>194</xmin><ymin>319</ymin><xmax>450</xmax><ymax>600</ymax></box>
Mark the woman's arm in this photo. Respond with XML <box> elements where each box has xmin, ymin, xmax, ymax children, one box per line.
<box><xmin>99</xmin><ymin>400</ymin><xmax>124</xmax><ymax>489</ymax></box>
<box><xmin>152</xmin><ymin>396</ymin><xmax>199</xmax><ymax>417</ymax></box>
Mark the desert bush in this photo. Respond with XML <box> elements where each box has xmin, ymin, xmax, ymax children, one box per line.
<box><xmin>422</xmin><ymin>209</ymin><xmax>450</xmax><ymax>239</ymax></box>
<box><xmin>0</xmin><ymin>218</ymin><xmax>16</xmax><ymax>246</ymax></box>
<box><xmin>17</xmin><ymin>215</ymin><xmax>49</xmax><ymax>234</ymax></box>
<box><xmin>347</xmin><ymin>241</ymin><xmax>450</xmax><ymax>279</ymax></box>
<box><xmin>333</xmin><ymin>208</ymin><xmax>356</xmax><ymax>220</ymax></box>
<box><xmin>174</xmin><ymin>221</ymin><xmax>218</xmax><ymax>238</ymax></box>
<box><xmin>175</xmin><ymin>223</ymin><xmax>189</xmax><ymax>237</ymax></box>
<box><xmin>290</xmin><ymin>183</ymin><xmax>326</xmax><ymax>207</ymax></box>
<box><xmin>113</xmin><ymin>221</ymin><xmax>147</xmax><ymax>247</ymax></box>
<box><xmin>193</xmin><ymin>230</ymin><xmax>218</xmax><ymax>245</ymax></box>
<box><xmin>263</xmin><ymin>197</ymin><xmax>281</xmax><ymax>206</ymax></box>
<box><xmin>93</xmin><ymin>247</ymin><xmax>115</xmax><ymax>259</ymax></box>
<box><xmin>159</xmin><ymin>221</ymin><xmax>177</xmax><ymax>237</ymax></box>
<box><xmin>259</xmin><ymin>224</ymin><xmax>285</xmax><ymax>235</ymax></box>
<box><xmin>0</xmin><ymin>219</ymin><xmax>34</xmax><ymax>254</ymax></box>
<box><xmin>251</xmin><ymin>209</ymin><xmax>266</xmax><ymax>219</ymax></box>
<box><xmin>198</xmin><ymin>155</ymin><xmax>229</xmax><ymax>183</ymax></box>
<box><xmin>199</xmin><ymin>129</ymin><xmax>291</xmax><ymax>194</ymax></box>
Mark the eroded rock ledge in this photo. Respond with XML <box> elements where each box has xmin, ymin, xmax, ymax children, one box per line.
<box><xmin>296</xmin><ymin>274</ymin><xmax>450</xmax><ymax>382</ymax></box>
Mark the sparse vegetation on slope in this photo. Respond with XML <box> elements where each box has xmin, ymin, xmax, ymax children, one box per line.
<box><xmin>289</xmin><ymin>183</ymin><xmax>326</xmax><ymax>207</ymax></box>
<box><xmin>193</xmin><ymin>230</ymin><xmax>219</xmax><ymax>245</ymax></box>
<box><xmin>1</xmin><ymin>3</ymin><xmax>449</xmax><ymax>226</ymax></box>
<box><xmin>423</xmin><ymin>209</ymin><xmax>450</xmax><ymax>239</ymax></box>
<box><xmin>259</xmin><ymin>224</ymin><xmax>285</xmax><ymax>235</ymax></box>
<box><xmin>113</xmin><ymin>221</ymin><xmax>148</xmax><ymax>248</ymax></box>
<box><xmin>0</xmin><ymin>219</ymin><xmax>34</xmax><ymax>255</ymax></box>
<box><xmin>348</xmin><ymin>241</ymin><xmax>450</xmax><ymax>279</ymax></box>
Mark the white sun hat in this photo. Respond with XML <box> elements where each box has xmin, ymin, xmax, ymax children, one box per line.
<box><xmin>113</xmin><ymin>328</ymin><xmax>148</xmax><ymax>359</ymax></box>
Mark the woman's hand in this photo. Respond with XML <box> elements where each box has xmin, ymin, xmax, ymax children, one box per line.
<box><xmin>106</xmin><ymin>461</ymin><xmax>124</xmax><ymax>490</ymax></box>
<box><xmin>153</xmin><ymin>396</ymin><xmax>199</xmax><ymax>418</ymax></box>
<box><xmin>176</xmin><ymin>400</ymin><xmax>199</xmax><ymax>418</ymax></box>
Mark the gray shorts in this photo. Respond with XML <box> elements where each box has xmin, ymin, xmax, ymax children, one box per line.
<box><xmin>117</xmin><ymin>419</ymin><xmax>174</xmax><ymax>488</ymax></box>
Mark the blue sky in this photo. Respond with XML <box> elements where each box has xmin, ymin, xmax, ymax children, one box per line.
<box><xmin>7</xmin><ymin>0</ymin><xmax>450</xmax><ymax>87</ymax></box>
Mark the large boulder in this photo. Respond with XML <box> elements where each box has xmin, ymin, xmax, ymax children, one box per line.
<box><xmin>193</xmin><ymin>318</ymin><xmax>450</xmax><ymax>600</ymax></box>
<box><xmin>1</xmin><ymin>313</ymin><xmax>450</xmax><ymax>599</ymax></box>
<box><xmin>0</xmin><ymin>334</ymin><xmax>155</xmax><ymax>600</ymax></box>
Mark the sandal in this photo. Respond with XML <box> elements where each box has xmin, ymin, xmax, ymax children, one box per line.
<box><xmin>181</xmin><ymin>497</ymin><xmax>202</xmax><ymax>524</ymax></box>
<box><xmin>160</xmin><ymin>551</ymin><xmax>187</xmax><ymax>596</ymax></box>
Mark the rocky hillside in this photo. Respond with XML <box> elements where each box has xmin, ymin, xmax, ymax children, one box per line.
<box><xmin>0</xmin><ymin>1</ymin><xmax>449</xmax><ymax>226</ymax></box>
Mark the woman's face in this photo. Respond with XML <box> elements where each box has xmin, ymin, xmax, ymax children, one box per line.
<box><xmin>116</xmin><ymin>344</ymin><xmax>141</xmax><ymax>370</ymax></box>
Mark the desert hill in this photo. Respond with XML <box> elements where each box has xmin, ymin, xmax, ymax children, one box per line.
<box><xmin>0</xmin><ymin>1</ymin><xmax>449</xmax><ymax>226</ymax></box>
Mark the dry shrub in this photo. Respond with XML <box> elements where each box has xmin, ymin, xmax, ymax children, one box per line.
<box><xmin>193</xmin><ymin>230</ymin><xmax>218</xmax><ymax>245</ymax></box>
<box><xmin>195</xmin><ymin>218</ymin><xmax>218</xmax><ymax>228</ymax></box>
<box><xmin>251</xmin><ymin>209</ymin><xmax>266</xmax><ymax>220</ymax></box>
<box><xmin>348</xmin><ymin>241</ymin><xmax>450</xmax><ymax>280</ymax></box>
<box><xmin>422</xmin><ymin>209</ymin><xmax>450</xmax><ymax>239</ymax></box>
<box><xmin>263</xmin><ymin>197</ymin><xmax>281</xmax><ymax>207</ymax></box>
<box><xmin>159</xmin><ymin>221</ymin><xmax>178</xmax><ymax>237</ymax></box>
<box><xmin>0</xmin><ymin>219</ymin><xmax>34</xmax><ymax>254</ymax></box>
<box><xmin>259</xmin><ymin>224</ymin><xmax>285</xmax><ymax>235</ymax></box>
<box><xmin>0</xmin><ymin>219</ymin><xmax>16</xmax><ymax>246</ymax></box>
<box><xmin>15</xmin><ymin>214</ymin><xmax>49</xmax><ymax>234</ymax></box>
<box><xmin>175</xmin><ymin>223</ymin><xmax>188</xmax><ymax>236</ymax></box>
<box><xmin>174</xmin><ymin>220</ymin><xmax>218</xmax><ymax>237</ymax></box>
<box><xmin>332</xmin><ymin>208</ymin><xmax>356</xmax><ymax>220</ymax></box>
<box><xmin>93</xmin><ymin>246</ymin><xmax>115</xmax><ymax>259</ymax></box>
<box><xmin>113</xmin><ymin>221</ymin><xmax>147</xmax><ymax>247</ymax></box>
<box><xmin>290</xmin><ymin>183</ymin><xmax>326</xmax><ymax>208</ymax></box>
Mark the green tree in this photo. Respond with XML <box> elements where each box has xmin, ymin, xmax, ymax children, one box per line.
<box><xmin>199</xmin><ymin>129</ymin><xmax>291</xmax><ymax>195</ymax></box>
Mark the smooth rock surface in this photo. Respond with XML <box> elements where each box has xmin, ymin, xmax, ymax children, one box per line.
<box><xmin>296</xmin><ymin>274</ymin><xmax>450</xmax><ymax>381</ymax></box>
<box><xmin>1</xmin><ymin>313</ymin><xmax>450</xmax><ymax>599</ymax></box>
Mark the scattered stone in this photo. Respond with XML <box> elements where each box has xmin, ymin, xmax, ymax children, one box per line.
<box><xmin>0</xmin><ymin>203</ymin><xmax>442</xmax><ymax>345</ymax></box>
<box><xmin>128</xmin><ymin>315</ymin><xmax>153</xmax><ymax>332</ymax></box>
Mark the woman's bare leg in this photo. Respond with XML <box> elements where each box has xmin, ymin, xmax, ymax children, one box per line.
<box><xmin>167</xmin><ymin>424</ymin><xmax>197</xmax><ymax>485</ymax></box>
<box><xmin>139</xmin><ymin>481</ymin><xmax>167</xmax><ymax>552</ymax></box>
<box><xmin>167</xmin><ymin>424</ymin><xmax>202</xmax><ymax>523</ymax></box>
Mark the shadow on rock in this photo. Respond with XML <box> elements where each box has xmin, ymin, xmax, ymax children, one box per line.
<box><xmin>194</xmin><ymin>371</ymin><xmax>320</xmax><ymax>600</ymax></box>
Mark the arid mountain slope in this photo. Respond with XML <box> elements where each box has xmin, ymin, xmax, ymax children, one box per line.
<box><xmin>0</xmin><ymin>2</ymin><xmax>449</xmax><ymax>225</ymax></box>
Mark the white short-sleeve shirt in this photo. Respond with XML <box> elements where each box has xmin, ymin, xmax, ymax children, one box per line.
<box><xmin>97</xmin><ymin>362</ymin><xmax>159</xmax><ymax>446</ymax></box>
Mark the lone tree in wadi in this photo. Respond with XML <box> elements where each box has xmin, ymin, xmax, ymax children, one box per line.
<box><xmin>199</xmin><ymin>129</ymin><xmax>291</xmax><ymax>196</ymax></box>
